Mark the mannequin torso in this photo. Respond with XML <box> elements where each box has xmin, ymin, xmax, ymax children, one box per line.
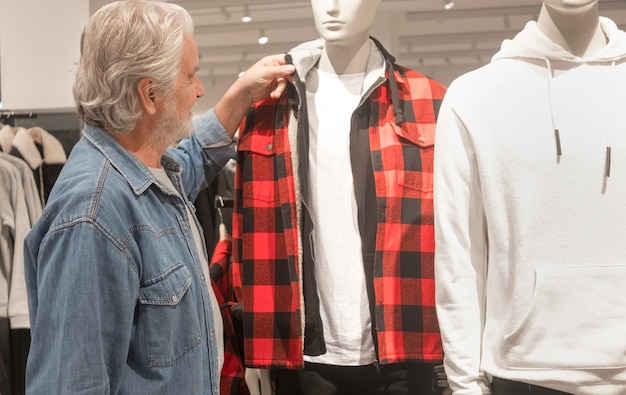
<box><xmin>237</xmin><ymin>1</ymin><xmax>447</xmax><ymax>394</ymax></box>
<box><xmin>433</xmin><ymin>1</ymin><xmax>626</xmax><ymax>394</ymax></box>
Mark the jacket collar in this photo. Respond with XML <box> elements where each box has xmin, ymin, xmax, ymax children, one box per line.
<box><xmin>0</xmin><ymin>124</ymin><xmax>15</xmax><ymax>153</ymax></box>
<box><xmin>286</xmin><ymin>36</ymin><xmax>405</xmax><ymax>125</ymax></box>
<box><xmin>82</xmin><ymin>124</ymin><xmax>181</xmax><ymax>196</ymax></box>
<box><xmin>11</xmin><ymin>126</ymin><xmax>67</xmax><ymax>169</ymax></box>
<box><xmin>287</xmin><ymin>37</ymin><xmax>386</xmax><ymax>91</ymax></box>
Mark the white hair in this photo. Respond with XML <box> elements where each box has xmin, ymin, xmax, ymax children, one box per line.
<box><xmin>73</xmin><ymin>0</ymin><xmax>194</xmax><ymax>134</ymax></box>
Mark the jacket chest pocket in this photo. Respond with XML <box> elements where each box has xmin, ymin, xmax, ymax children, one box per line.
<box><xmin>377</xmin><ymin>122</ymin><xmax>435</xmax><ymax>195</ymax></box>
<box><xmin>138</xmin><ymin>262</ymin><xmax>202</xmax><ymax>368</ymax></box>
<box><xmin>238</xmin><ymin>129</ymin><xmax>280</xmax><ymax>204</ymax></box>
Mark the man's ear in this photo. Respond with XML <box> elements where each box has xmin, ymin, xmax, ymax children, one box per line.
<box><xmin>138</xmin><ymin>77</ymin><xmax>157</xmax><ymax>115</ymax></box>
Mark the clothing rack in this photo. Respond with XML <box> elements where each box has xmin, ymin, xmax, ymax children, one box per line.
<box><xmin>1</xmin><ymin>109</ymin><xmax>40</xmax><ymax>395</ymax></box>
<box><xmin>0</xmin><ymin>111</ymin><xmax>38</xmax><ymax>126</ymax></box>
<box><xmin>1</xmin><ymin>110</ymin><xmax>83</xmax><ymax>159</ymax></box>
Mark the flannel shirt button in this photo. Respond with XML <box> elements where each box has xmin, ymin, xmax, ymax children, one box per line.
<box><xmin>171</xmin><ymin>295</ymin><xmax>179</xmax><ymax>303</ymax></box>
<box><xmin>266</xmin><ymin>143</ymin><xmax>273</xmax><ymax>151</ymax></box>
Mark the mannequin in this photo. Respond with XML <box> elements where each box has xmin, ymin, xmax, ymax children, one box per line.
<box><xmin>232</xmin><ymin>0</ymin><xmax>447</xmax><ymax>394</ymax></box>
<box><xmin>434</xmin><ymin>1</ymin><xmax>626</xmax><ymax>394</ymax></box>
<box><xmin>244</xmin><ymin>368</ymin><xmax>271</xmax><ymax>395</ymax></box>
<box><xmin>537</xmin><ymin>0</ymin><xmax>605</xmax><ymax>57</ymax></box>
<box><xmin>311</xmin><ymin>0</ymin><xmax>377</xmax><ymax>74</ymax></box>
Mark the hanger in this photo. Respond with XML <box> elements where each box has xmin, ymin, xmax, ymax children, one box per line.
<box><xmin>0</xmin><ymin>111</ymin><xmax>38</xmax><ymax>127</ymax></box>
<box><xmin>215</xmin><ymin>195</ymin><xmax>231</xmax><ymax>241</ymax></box>
<box><xmin>215</xmin><ymin>195</ymin><xmax>225</xmax><ymax>225</ymax></box>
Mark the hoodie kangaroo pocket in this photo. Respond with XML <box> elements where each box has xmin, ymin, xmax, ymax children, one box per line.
<box><xmin>503</xmin><ymin>264</ymin><xmax>626</xmax><ymax>369</ymax></box>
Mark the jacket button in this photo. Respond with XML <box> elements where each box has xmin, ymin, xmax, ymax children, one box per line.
<box><xmin>418</xmin><ymin>137</ymin><xmax>425</xmax><ymax>143</ymax></box>
<box><xmin>171</xmin><ymin>295</ymin><xmax>179</xmax><ymax>303</ymax></box>
<box><xmin>266</xmin><ymin>143</ymin><xmax>273</xmax><ymax>151</ymax></box>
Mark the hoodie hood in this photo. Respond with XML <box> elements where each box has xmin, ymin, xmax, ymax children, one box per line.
<box><xmin>491</xmin><ymin>17</ymin><xmax>626</xmax><ymax>184</ymax></box>
<box><xmin>287</xmin><ymin>37</ymin><xmax>388</xmax><ymax>88</ymax></box>
<box><xmin>492</xmin><ymin>17</ymin><xmax>626</xmax><ymax>64</ymax></box>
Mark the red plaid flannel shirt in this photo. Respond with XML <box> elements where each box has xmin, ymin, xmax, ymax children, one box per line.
<box><xmin>232</xmin><ymin>50</ymin><xmax>446</xmax><ymax>369</ymax></box>
<box><xmin>209</xmin><ymin>238</ymin><xmax>249</xmax><ymax>395</ymax></box>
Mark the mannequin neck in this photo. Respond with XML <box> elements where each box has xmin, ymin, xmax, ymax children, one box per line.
<box><xmin>318</xmin><ymin>38</ymin><xmax>371</xmax><ymax>75</ymax></box>
<box><xmin>536</xmin><ymin>2</ymin><xmax>606</xmax><ymax>57</ymax></box>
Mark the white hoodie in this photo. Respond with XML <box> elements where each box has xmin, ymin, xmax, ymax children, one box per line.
<box><xmin>434</xmin><ymin>17</ymin><xmax>626</xmax><ymax>395</ymax></box>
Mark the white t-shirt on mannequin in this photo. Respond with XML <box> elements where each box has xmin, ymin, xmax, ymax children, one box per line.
<box><xmin>303</xmin><ymin>67</ymin><xmax>376</xmax><ymax>366</ymax></box>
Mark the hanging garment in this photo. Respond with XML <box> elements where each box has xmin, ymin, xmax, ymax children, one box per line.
<box><xmin>209</xmin><ymin>224</ymin><xmax>249</xmax><ymax>395</ymax></box>
<box><xmin>194</xmin><ymin>160</ymin><xmax>236</xmax><ymax>262</ymax></box>
<box><xmin>0</xmin><ymin>157</ymin><xmax>31</xmax><ymax>329</ymax></box>
<box><xmin>9</xmin><ymin>126</ymin><xmax>66</xmax><ymax>204</ymax></box>
<box><xmin>0</xmin><ymin>153</ymin><xmax>42</xmax><ymax>226</ymax></box>
<box><xmin>232</xmin><ymin>37</ymin><xmax>445</xmax><ymax>369</ymax></box>
<box><xmin>0</xmin><ymin>125</ymin><xmax>16</xmax><ymax>153</ymax></box>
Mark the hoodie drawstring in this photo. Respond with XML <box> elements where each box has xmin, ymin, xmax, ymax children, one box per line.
<box><xmin>545</xmin><ymin>59</ymin><xmax>562</xmax><ymax>162</ymax></box>
<box><xmin>545</xmin><ymin>58</ymin><xmax>615</xmax><ymax>180</ymax></box>
<box><xmin>605</xmin><ymin>60</ymin><xmax>616</xmax><ymax>178</ymax></box>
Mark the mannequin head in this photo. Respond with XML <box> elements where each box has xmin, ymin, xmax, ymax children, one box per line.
<box><xmin>311</xmin><ymin>0</ymin><xmax>381</xmax><ymax>46</ymax></box>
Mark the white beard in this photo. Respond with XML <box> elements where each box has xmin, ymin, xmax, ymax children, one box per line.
<box><xmin>151</xmin><ymin>99</ymin><xmax>193</xmax><ymax>149</ymax></box>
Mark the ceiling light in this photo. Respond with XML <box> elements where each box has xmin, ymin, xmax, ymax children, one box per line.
<box><xmin>258</xmin><ymin>30</ymin><xmax>269</xmax><ymax>45</ymax></box>
<box><xmin>241</xmin><ymin>5</ymin><xmax>252</xmax><ymax>23</ymax></box>
<box><xmin>443</xmin><ymin>0</ymin><xmax>454</xmax><ymax>10</ymax></box>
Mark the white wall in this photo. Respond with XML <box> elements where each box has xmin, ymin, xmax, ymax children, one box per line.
<box><xmin>0</xmin><ymin>0</ymin><xmax>88</xmax><ymax>111</ymax></box>
<box><xmin>0</xmin><ymin>1</ymin><xmax>401</xmax><ymax>114</ymax></box>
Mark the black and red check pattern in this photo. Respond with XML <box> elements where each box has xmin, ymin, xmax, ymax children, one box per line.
<box><xmin>209</xmin><ymin>239</ymin><xmax>249</xmax><ymax>395</ymax></box>
<box><xmin>232</xmin><ymin>61</ymin><xmax>446</xmax><ymax>369</ymax></box>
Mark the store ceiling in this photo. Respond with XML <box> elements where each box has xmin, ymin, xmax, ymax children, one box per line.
<box><xmin>167</xmin><ymin>0</ymin><xmax>626</xmax><ymax>87</ymax></box>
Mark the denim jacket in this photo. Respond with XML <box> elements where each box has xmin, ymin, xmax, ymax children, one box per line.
<box><xmin>24</xmin><ymin>109</ymin><xmax>235</xmax><ymax>394</ymax></box>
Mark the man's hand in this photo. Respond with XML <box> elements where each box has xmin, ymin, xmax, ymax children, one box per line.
<box><xmin>215</xmin><ymin>54</ymin><xmax>295</xmax><ymax>138</ymax></box>
<box><xmin>239</xmin><ymin>54</ymin><xmax>295</xmax><ymax>102</ymax></box>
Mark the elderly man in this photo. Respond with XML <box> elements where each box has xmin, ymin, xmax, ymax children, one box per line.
<box><xmin>23</xmin><ymin>1</ymin><xmax>294</xmax><ymax>394</ymax></box>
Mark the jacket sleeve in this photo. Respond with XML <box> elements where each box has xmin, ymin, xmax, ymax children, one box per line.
<box><xmin>433</xmin><ymin>84</ymin><xmax>491</xmax><ymax>395</ymax></box>
<box><xmin>24</xmin><ymin>222</ymin><xmax>139</xmax><ymax>394</ymax></box>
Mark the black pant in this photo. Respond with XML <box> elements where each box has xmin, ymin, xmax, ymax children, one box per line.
<box><xmin>492</xmin><ymin>377</ymin><xmax>573</xmax><ymax>395</ymax></box>
<box><xmin>275</xmin><ymin>362</ymin><xmax>437</xmax><ymax>395</ymax></box>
